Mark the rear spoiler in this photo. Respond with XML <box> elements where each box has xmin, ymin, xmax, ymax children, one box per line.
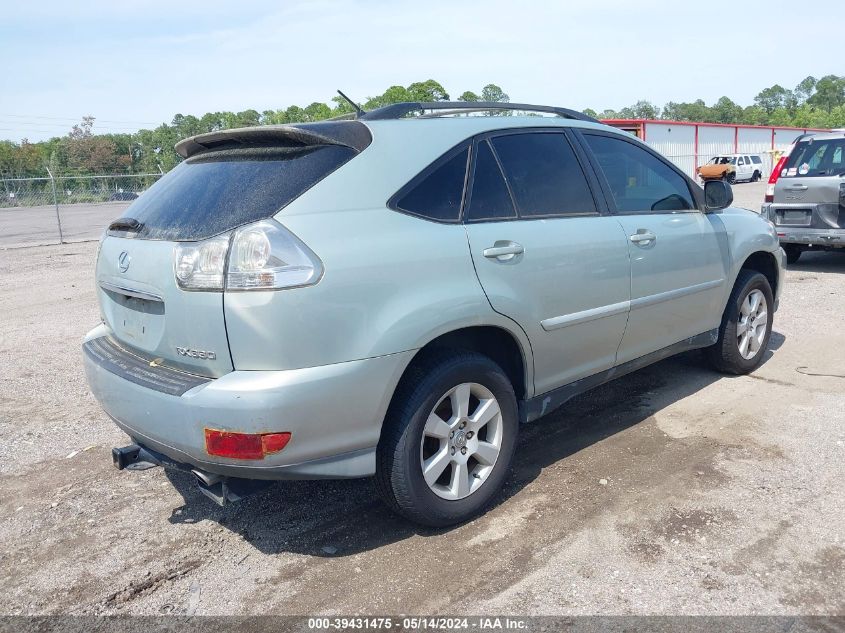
<box><xmin>174</xmin><ymin>121</ymin><xmax>372</xmax><ymax>159</ymax></box>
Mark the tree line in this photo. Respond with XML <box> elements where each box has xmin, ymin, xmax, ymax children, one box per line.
<box><xmin>2</xmin><ymin>75</ymin><xmax>843</xmax><ymax>180</ymax></box>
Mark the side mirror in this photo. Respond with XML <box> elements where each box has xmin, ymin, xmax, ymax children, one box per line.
<box><xmin>704</xmin><ymin>179</ymin><xmax>733</xmax><ymax>211</ymax></box>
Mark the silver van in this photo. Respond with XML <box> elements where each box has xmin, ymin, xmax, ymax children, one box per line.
<box><xmin>84</xmin><ymin>102</ymin><xmax>784</xmax><ymax>526</ymax></box>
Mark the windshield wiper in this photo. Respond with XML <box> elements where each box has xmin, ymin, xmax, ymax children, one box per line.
<box><xmin>108</xmin><ymin>217</ymin><xmax>144</xmax><ymax>233</ymax></box>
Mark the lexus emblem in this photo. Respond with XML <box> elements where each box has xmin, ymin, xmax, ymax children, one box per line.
<box><xmin>118</xmin><ymin>251</ymin><xmax>131</xmax><ymax>273</ymax></box>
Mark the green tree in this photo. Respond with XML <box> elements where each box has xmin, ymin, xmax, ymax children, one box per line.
<box><xmin>458</xmin><ymin>91</ymin><xmax>480</xmax><ymax>102</ymax></box>
<box><xmin>711</xmin><ymin>96</ymin><xmax>743</xmax><ymax>123</ymax></box>
<box><xmin>754</xmin><ymin>84</ymin><xmax>792</xmax><ymax>114</ymax></box>
<box><xmin>794</xmin><ymin>76</ymin><xmax>817</xmax><ymax>104</ymax></box>
<box><xmin>407</xmin><ymin>79</ymin><xmax>449</xmax><ymax>102</ymax></box>
<box><xmin>481</xmin><ymin>84</ymin><xmax>509</xmax><ymax>103</ymax></box>
<box><xmin>807</xmin><ymin>75</ymin><xmax>845</xmax><ymax>113</ymax></box>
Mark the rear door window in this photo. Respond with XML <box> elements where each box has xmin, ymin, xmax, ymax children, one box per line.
<box><xmin>114</xmin><ymin>145</ymin><xmax>357</xmax><ymax>241</ymax></box>
<box><xmin>394</xmin><ymin>147</ymin><xmax>469</xmax><ymax>222</ymax></box>
<box><xmin>465</xmin><ymin>140</ymin><xmax>517</xmax><ymax>221</ymax></box>
<box><xmin>583</xmin><ymin>133</ymin><xmax>695</xmax><ymax>213</ymax></box>
<box><xmin>784</xmin><ymin>138</ymin><xmax>845</xmax><ymax>177</ymax></box>
<box><xmin>490</xmin><ymin>132</ymin><xmax>597</xmax><ymax>217</ymax></box>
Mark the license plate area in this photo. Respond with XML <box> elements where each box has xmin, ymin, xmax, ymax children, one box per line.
<box><xmin>104</xmin><ymin>290</ymin><xmax>165</xmax><ymax>347</ymax></box>
<box><xmin>775</xmin><ymin>209</ymin><xmax>812</xmax><ymax>226</ymax></box>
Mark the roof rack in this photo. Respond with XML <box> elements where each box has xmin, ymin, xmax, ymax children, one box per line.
<box><xmin>358</xmin><ymin>101</ymin><xmax>600</xmax><ymax>124</ymax></box>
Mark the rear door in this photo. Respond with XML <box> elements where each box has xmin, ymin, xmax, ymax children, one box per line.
<box><xmin>774</xmin><ymin>136</ymin><xmax>845</xmax><ymax>232</ymax></box>
<box><xmin>95</xmin><ymin>142</ymin><xmax>359</xmax><ymax>377</ymax></box>
<box><xmin>464</xmin><ymin>130</ymin><xmax>631</xmax><ymax>394</ymax></box>
<box><xmin>96</xmin><ymin>236</ymin><xmax>233</xmax><ymax>377</ymax></box>
<box><xmin>579</xmin><ymin>131</ymin><xmax>727</xmax><ymax>365</ymax></box>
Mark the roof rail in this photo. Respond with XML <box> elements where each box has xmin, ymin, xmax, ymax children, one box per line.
<box><xmin>358</xmin><ymin>102</ymin><xmax>600</xmax><ymax>124</ymax></box>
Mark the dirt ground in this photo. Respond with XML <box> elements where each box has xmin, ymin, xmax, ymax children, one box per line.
<box><xmin>0</xmin><ymin>238</ymin><xmax>843</xmax><ymax>616</ymax></box>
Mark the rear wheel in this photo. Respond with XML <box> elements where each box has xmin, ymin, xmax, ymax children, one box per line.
<box><xmin>752</xmin><ymin>170</ymin><xmax>761</xmax><ymax>182</ymax></box>
<box><xmin>706</xmin><ymin>270</ymin><xmax>773</xmax><ymax>375</ymax></box>
<box><xmin>784</xmin><ymin>244</ymin><xmax>802</xmax><ymax>265</ymax></box>
<box><xmin>376</xmin><ymin>350</ymin><xmax>518</xmax><ymax>527</ymax></box>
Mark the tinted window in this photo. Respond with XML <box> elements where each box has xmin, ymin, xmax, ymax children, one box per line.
<box><xmin>784</xmin><ymin>138</ymin><xmax>845</xmax><ymax>177</ymax></box>
<box><xmin>584</xmin><ymin>134</ymin><xmax>695</xmax><ymax>212</ymax></box>
<box><xmin>395</xmin><ymin>148</ymin><xmax>469</xmax><ymax>221</ymax></box>
<box><xmin>491</xmin><ymin>133</ymin><xmax>596</xmax><ymax>217</ymax></box>
<box><xmin>751</xmin><ymin>155</ymin><xmax>762</xmax><ymax>164</ymax></box>
<box><xmin>466</xmin><ymin>141</ymin><xmax>516</xmax><ymax>221</ymax></box>
<box><xmin>114</xmin><ymin>145</ymin><xmax>356</xmax><ymax>241</ymax></box>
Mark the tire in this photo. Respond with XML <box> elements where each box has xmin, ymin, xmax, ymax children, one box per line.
<box><xmin>752</xmin><ymin>170</ymin><xmax>761</xmax><ymax>182</ymax></box>
<box><xmin>784</xmin><ymin>244</ymin><xmax>802</xmax><ymax>265</ymax></box>
<box><xmin>726</xmin><ymin>172</ymin><xmax>736</xmax><ymax>184</ymax></box>
<box><xmin>375</xmin><ymin>350</ymin><xmax>518</xmax><ymax>527</ymax></box>
<box><xmin>706</xmin><ymin>270</ymin><xmax>774</xmax><ymax>375</ymax></box>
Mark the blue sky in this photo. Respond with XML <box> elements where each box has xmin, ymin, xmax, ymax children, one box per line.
<box><xmin>1</xmin><ymin>0</ymin><xmax>841</xmax><ymax>142</ymax></box>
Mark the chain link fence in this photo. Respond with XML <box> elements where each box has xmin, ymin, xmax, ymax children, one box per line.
<box><xmin>0</xmin><ymin>172</ymin><xmax>162</xmax><ymax>248</ymax></box>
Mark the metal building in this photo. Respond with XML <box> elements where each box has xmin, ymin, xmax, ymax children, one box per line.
<box><xmin>601</xmin><ymin>119</ymin><xmax>829</xmax><ymax>180</ymax></box>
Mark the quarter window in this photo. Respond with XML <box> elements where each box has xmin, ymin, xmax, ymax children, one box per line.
<box><xmin>583</xmin><ymin>134</ymin><xmax>695</xmax><ymax>213</ymax></box>
<box><xmin>394</xmin><ymin>147</ymin><xmax>469</xmax><ymax>222</ymax></box>
<box><xmin>490</xmin><ymin>133</ymin><xmax>597</xmax><ymax>217</ymax></box>
<box><xmin>466</xmin><ymin>140</ymin><xmax>517</xmax><ymax>221</ymax></box>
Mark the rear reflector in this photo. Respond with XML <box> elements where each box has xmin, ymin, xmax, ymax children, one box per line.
<box><xmin>204</xmin><ymin>429</ymin><xmax>291</xmax><ymax>460</ymax></box>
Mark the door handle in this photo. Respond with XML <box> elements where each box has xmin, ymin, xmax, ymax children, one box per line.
<box><xmin>629</xmin><ymin>230</ymin><xmax>656</xmax><ymax>245</ymax></box>
<box><xmin>483</xmin><ymin>241</ymin><xmax>524</xmax><ymax>261</ymax></box>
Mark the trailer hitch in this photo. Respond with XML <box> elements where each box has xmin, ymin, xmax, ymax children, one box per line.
<box><xmin>111</xmin><ymin>442</ymin><xmax>271</xmax><ymax>506</ymax></box>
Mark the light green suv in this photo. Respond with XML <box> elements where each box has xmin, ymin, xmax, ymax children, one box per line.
<box><xmin>83</xmin><ymin>102</ymin><xmax>784</xmax><ymax>526</ymax></box>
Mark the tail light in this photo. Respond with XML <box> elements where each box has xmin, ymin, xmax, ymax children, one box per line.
<box><xmin>174</xmin><ymin>219</ymin><xmax>323</xmax><ymax>292</ymax></box>
<box><xmin>765</xmin><ymin>155</ymin><xmax>788</xmax><ymax>203</ymax></box>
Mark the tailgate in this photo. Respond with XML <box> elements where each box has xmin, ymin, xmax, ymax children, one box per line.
<box><xmin>96</xmin><ymin>236</ymin><xmax>233</xmax><ymax>377</ymax></box>
<box><xmin>774</xmin><ymin>136</ymin><xmax>845</xmax><ymax>230</ymax></box>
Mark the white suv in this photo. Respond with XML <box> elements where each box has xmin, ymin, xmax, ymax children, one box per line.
<box><xmin>700</xmin><ymin>154</ymin><xmax>765</xmax><ymax>183</ymax></box>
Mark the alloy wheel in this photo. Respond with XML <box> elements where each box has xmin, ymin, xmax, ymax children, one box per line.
<box><xmin>737</xmin><ymin>289</ymin><xmax>768</xmax><ymax>360</ymax></box>
<box><xmin>419</xmin><ymin>382</ymin><xmax>503</xmax><ymax>501</ymax></box>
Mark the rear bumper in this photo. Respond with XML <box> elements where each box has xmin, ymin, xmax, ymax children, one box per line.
<box><xmin>762</xmin><ymin>203</ymin><xmax>845</xmax><ymax>247</ymax></box>
<box><xmin>83</xmin><ymin>325</ymin><xmax>414</xmax><ymax>480</ymax></box>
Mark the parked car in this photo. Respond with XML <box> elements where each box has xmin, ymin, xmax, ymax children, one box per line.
<box><xmin>698</xmin><ymin>154</ymin><xmax>765</xmax><ymax>183</ymax></box>
<box><xmin>83</xmin><ymin>102</ymin><xmax>784</xmax><ymax>526</ymax></box>
<box><xmin>761</xmin><ymin>131</ymin><xmax>845</xmax><ymax>264</ymax></box>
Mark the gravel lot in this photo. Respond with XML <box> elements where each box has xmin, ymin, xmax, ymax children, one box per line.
<box><xmin>1</xmin><ymin>219</ymin><xmax>843</xmax><ymax>616</ymax></box>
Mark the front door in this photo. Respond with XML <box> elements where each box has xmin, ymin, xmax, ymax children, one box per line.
<box><xmin>463</xmin><ymin>131</ymin><xmax>631</xmax><ymax>394</ymax></box>
<box><xmin>581</xmin><ymin>132</ymin><xmax>727</xmax><ymax>365</ymax></box>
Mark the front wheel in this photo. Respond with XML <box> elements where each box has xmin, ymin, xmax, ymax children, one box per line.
<box><xmin>376</xmin><ymin>351</ymin><xmax>518</xmax><ymax>527</ymax></box>
<box><xmin>706</xmin><ymin>270</ymin><xmax>774</xmax><ymax>374</ymax></box>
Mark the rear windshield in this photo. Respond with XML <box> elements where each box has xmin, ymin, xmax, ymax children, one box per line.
<box><xmin>783</xmin><ymin>138</ymin><xmax>845</xmax><ymax>178</ymax></box>
<box><xmin>113</xmin><ymin>145</ymin><xmax>356</xmax><ymax>241</ymax></box>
